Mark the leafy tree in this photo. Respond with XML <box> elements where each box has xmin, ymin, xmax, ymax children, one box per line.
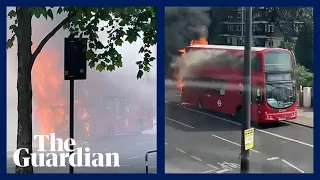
<box><xmin>295</xmin><ymin>23</ymin><xmax>313</xmax><ymax>72</ymax></box>
<box><xmin>278</xmin><ymin>41</ymin><xmax>295</xmax><ymax>51</ymax></box>
<box><xmin>7</xmin><ymin>6</ymin><xmax>156</xmax><ymax>173</ymax></box>
<box><xmin>296</xmin><ymin>64</ymin><xmax>313</xmax><ymax>87</ymax></box>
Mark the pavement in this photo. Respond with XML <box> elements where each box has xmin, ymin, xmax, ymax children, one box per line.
<box><xmin>285</xmin><ymin>107</ymin><xmax>313</xmax><ymax>128</ymax></box>
<box><xmin>165</xmin><ymin>86</ymin><xmax>313</xmax><ymax>174</ymax></box>
<box><xmin>7</xmin><ymin>133</ymin><xmax>157</xmax><ymax>174</ymax></box>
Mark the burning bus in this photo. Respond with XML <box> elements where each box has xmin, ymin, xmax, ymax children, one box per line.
<box><xmin>32</xmin><ymin>44</ymin><xmax>156</xmax><ymax>143</ymax></box>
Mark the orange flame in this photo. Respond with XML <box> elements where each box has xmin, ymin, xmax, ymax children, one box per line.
<box><xmin>174</xmin><ymin>38</ymin><xmax>208</xmax><ymax>93</ymax></box>
<box><xmin>31</xmin><ymin>44</ymin><xmax>89</xmax><ymax>140</ymax></box>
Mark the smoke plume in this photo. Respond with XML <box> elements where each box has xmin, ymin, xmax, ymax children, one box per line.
<box><xmin>165</xmin><ymin>7</ymin><xmax>211</xmax><ymax>55</ymax></box>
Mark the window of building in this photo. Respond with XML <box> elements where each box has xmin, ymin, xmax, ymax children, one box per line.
<box><xmin>229</xmin><ymin>25</ymin><xmax>234</xmax><ymax>31</ymax></box>
<box><xmin>294</xmin><ymin>24</ymin><xmax>299</xmax><ymax>31</ymax></box>
<box><xmin>243</xmin><ymin>25</ymin><xmax>245</xmax><ymax>32</ymax></box>
<box><xmin>268</xmin><ymin>40</ymin><xmax>273</xmax><ymax>47</ymax></box>
<box><xmin>268</xmin><ymin>25</ymin><xmax>274</xmax><ymax>33</ymax></box>
<box><xmin>237</xmin><ymin>12</ymin><xmax>242</xmax><ymax>18</ymax></box>
<box><xmin>237</xmin><ymin>25</ymin><xmax>242</xmax><ymax>31</ymax></box>
<box><xmin>228</xmin><ymin>14</ymin><xmax>232</xmax><ymax>19</ymax></box>
<box><xmin>227</xmin><ymin>37</ymin><xmax>231</xmax><ymax>44</ymax></box>
<box><xmin>237</xmin><ymin>38</ymin><xmax>242</xmax><ymax>46</ymax></box>
<box><xmin>253</xmin><ymin>25</ymin><xmax>257</xmax><ymax>32</ymax></box>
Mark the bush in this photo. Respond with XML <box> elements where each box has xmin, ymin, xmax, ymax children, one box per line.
<box><xmin>296</xmin><ymin>64</ymin><xmax>313</xmax><ymax>88</ymax></box>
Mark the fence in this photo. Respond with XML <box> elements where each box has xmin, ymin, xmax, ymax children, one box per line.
<box><xmin>145</xmin><ymin>150</ymin><xmax>157</xmax><ymax>174</ymax></box>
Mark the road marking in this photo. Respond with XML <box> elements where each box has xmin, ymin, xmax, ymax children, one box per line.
<box><xmin>169</xmin><ymin>102</ymin><xmax>314</xmax><ymax>148</ymax></box>
<box><xmin>128</xmin><ymin>156</ymin><xmax>139</xmax><ymax>160</ymax></box>
<box><xmin>136</xmin><ymin>141</ymin><xmax>156</xmax><ymax>145</ymax></box>
<box><xmin>190</xmin><ymin>155</ymin><xmax>202</xmax><ymax>162</ymax></box>
<box><xmin>211</xmin><ymin>134</ymin><xmax>260</xmax><ymax>153</ymax></box>
<box><xmin>207</xmin><ymin>163</ymin><xmax>219</xmax><ymax>169</ymax></box>
<box><xmin>201</xmin><ymin>169</ymin><xmax>218</xmax><ymax>173</ymax></box>
<box><xmin>165</xmin><ymin>117</ymin><xmax>195</xmax><ymax>129</ymax></box>
<box><xmin>216</xmin><ymin>169</ymin><xmax>231</xmax><ymax>173</ymax></box>
<box><xmin>267</xmin><ymin>157</ymin><xmax>279</xmax><ymax>161</ymax></box>
<box><xmin>281</xmin><ymin>159</ymin><xmax>305</xmax><ymax>173</ymax></box>
<box><xmin>175</xmin><ymin>147</ymin><xmax>186</xmax><ymax>154</ymax></box>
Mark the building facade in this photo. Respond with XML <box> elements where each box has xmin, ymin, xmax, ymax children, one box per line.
<box><xmin>215</xmin><ymin>7</ymin><xmax>303</xmax><ymax>47</ymax></box>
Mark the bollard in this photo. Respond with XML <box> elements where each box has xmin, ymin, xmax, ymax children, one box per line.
<box><xmin>145</xmin><ymin>150</ymin><xmax>157</xmax><ymax>174</ymax></box>
<box><xmin>303</xmin><ymin>87</ymin><xmax>312</xmax><ymax>108</ymax></box>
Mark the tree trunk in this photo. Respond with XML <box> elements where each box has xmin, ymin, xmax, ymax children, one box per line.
<box><xmin>15</xmin><ymin>7</ymin><xmax>33</xmax><ymax>174</ymax></box>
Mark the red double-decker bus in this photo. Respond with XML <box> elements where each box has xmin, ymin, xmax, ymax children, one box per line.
<box><xmin>180</xmin><ymin>44</ymin><xmax>298</xmax><ymax>124</ymax></box>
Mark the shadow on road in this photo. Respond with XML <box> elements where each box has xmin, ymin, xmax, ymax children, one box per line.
<box><xmin>166</xmin><ymin>102</ymin><xmax>290</xmax><ymax>133</ymax></box>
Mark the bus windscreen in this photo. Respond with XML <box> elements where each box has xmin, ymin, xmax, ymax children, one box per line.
<box><xmin>264</xmin><ymin>50</ymin><xmax>293</xmax><ymax>71</ymax></box>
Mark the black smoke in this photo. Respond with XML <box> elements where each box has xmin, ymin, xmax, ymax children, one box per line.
<box><xmin>165</xmin><ymin>7</ymin><xmax>211</xmax><ymax>78</ymax></box>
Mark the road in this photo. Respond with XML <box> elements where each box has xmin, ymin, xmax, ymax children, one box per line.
<box><xmin>165</xmin><ymin>89</ymin><xmax>313</xmax><ymax>174</ymax></box>
<box><xmin>7</xmin><ymin>134</ymin><xmax>157</xmax><ymax>173</ymax></box>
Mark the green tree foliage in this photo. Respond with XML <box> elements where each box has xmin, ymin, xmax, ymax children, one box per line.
<box><xmin>278</xmin><ymin>41</ymin><xmax>295</xmax><ymax>51</ymax></box>
<box><xmin>296</xmin><ymin>64</ymin><xmax>313</xmax><ymax>87</ymax></box>
<box><xmin>295</xmin><ymin>23</ymin><xmax>313</xmax><ymax>72</ymax></box>
<box><xmin>7</xmin><ymin>6</ymin><xmax>156</xmax><ymax>173</ymax></box>
<box><xmin>7</xmin><ymin>7</ymin><xmax>156</xmax><ymax>77</ymax></box>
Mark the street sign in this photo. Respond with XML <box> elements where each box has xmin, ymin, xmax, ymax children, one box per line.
<box><xmin>244</xmin><ymin>128</ymin><xmax>254</xmax><ymax>150</ymax></box>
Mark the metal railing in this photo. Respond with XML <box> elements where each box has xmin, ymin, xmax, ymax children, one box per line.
<box><xmin>145</xmin><ymin>150</ymin><xmax>157</xmax><ymax>174</ymax></box>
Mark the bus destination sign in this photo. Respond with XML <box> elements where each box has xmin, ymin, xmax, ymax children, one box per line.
<box><xmin>267</xmin><ymin>73</ymin><xmax>292</xmax><ymax>82</ymax></box>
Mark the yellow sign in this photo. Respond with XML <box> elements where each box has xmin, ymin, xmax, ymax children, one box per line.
<box><xmin>244</xmin><ymin>128</ymin><xmax>254</xmax><ymax>150</ymax></box>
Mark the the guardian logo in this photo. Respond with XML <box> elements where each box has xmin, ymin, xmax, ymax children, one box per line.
<box><xmin>13</xmin><ymin>133</ymin><xmax>120</xmax><ymax>167</ymax></box>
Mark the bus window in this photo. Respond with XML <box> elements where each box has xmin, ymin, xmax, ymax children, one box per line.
<box><xmin>264</xmin><ymin>50</ymin><xmax>292</xmax><ymax>71</ymax></box>
<box><xmin>251</xmin><ymin>86</ymin><xmax>263</xmax><ymax>104</ymax></box>
<box><xmin>104</xmin><ymin>98</ymin><xmax>114</xmax><ymax>113</ymax></box>
<box><xmin>252</xmin><ymin>55</ymin><xmax>261</xmax><ymax>71</ymax></box>
<box><xmin>115</xmin><ymin>98</ymin><xmax>130</xmax><ymax>113</ymax></box>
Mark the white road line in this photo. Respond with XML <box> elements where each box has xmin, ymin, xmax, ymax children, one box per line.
<box><xmin>201</xmin><ymin>169</ymin><xmax>218</xmax><ymax>173</ymax></box>
<box><xmin>165</xmin><ymin>117</ymin><xmax>195</xmax><ymax>129</ymax></box>
<box><xmin>211</xmin><ymin>134</ymin><xmax>260</xmax><ymax>153</ymax></box>
<box><xmin>136</xmin><ymin>141</ymin><xmax>156</xmax><ymax>145</ymax></box>
<box><xmin>267</xmin><ymin>157</ymin><xmax>279</xmax><ymax>161</ymax></box>
<box><xmin>281</xmin><ymin>159</ymin><xmax>305</xmax><ymax>173</ymax></box>
<box><xmin>169</xmin><ymin>102</ymin><xmax>313</xmax><ymax>148</ymax></box>
<box><xmin>128</xmin><ymin>156</ymin><xmax>139</xmax><ymax>160</ymax></box>
<box><xmin>207</xmin><ymin>163</ymin><xmax>219</xmax><ymax>169</ymax></box>
<box><xmin>190</xmin><ymin>155</ymin><xmax>202</xmax><ymax>162</ymax></box>
<box><xmin>216</xmin><ymin>169</ymin><xmax>231</xmax><ymax>173</ymax></box>
<box><xmin>175</xmin><ymin>147</ymin><xmax>186</xmax><ymax>154</ymax></box>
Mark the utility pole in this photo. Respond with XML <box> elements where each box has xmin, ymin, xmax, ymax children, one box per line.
<box><xmin>240</xmin><ymin>7</ymin><xmax>253</xmax><ymax>174</ymax></box>
<box><xmin>241</xmin><ymin>7</ymin><xmax>244</xmax><ymax>45</ymax></box>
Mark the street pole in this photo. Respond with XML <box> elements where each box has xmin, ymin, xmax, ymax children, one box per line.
<box><xmin>69</xmin><ymin>79</ymin><xmax>74</xmax><ymax>174</ymax></box>
<box><xmin>240</xmin><ymin>6</ymin><xmax>252</xmax><ymax>174</ymax></box>
<box><xmin>241</xmin><ymin>7</ymin><xmax>244</xmax><ymax>44</ymax></box>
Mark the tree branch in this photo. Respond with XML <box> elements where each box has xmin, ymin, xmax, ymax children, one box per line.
<box><xmin>30</xmin><ymin>12</ymin><xmax>75</xmax><ymax>69</ymax></box>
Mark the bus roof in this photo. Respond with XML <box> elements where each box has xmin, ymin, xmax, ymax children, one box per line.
<box><xmin>188</xmin><ymin>44</ymin><xmax>283</xmax><ymax>52</ymax></box>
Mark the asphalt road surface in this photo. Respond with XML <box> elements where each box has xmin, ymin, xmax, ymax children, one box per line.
<box><xmin>165</xmin><ymin>89</ymin><xmax>313</xmax><ymax>174</ymax></box>
<box><xmin>7</xmin><ymin>134</ymin><xmax>157</xmax><ymax>173</ymax></box>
